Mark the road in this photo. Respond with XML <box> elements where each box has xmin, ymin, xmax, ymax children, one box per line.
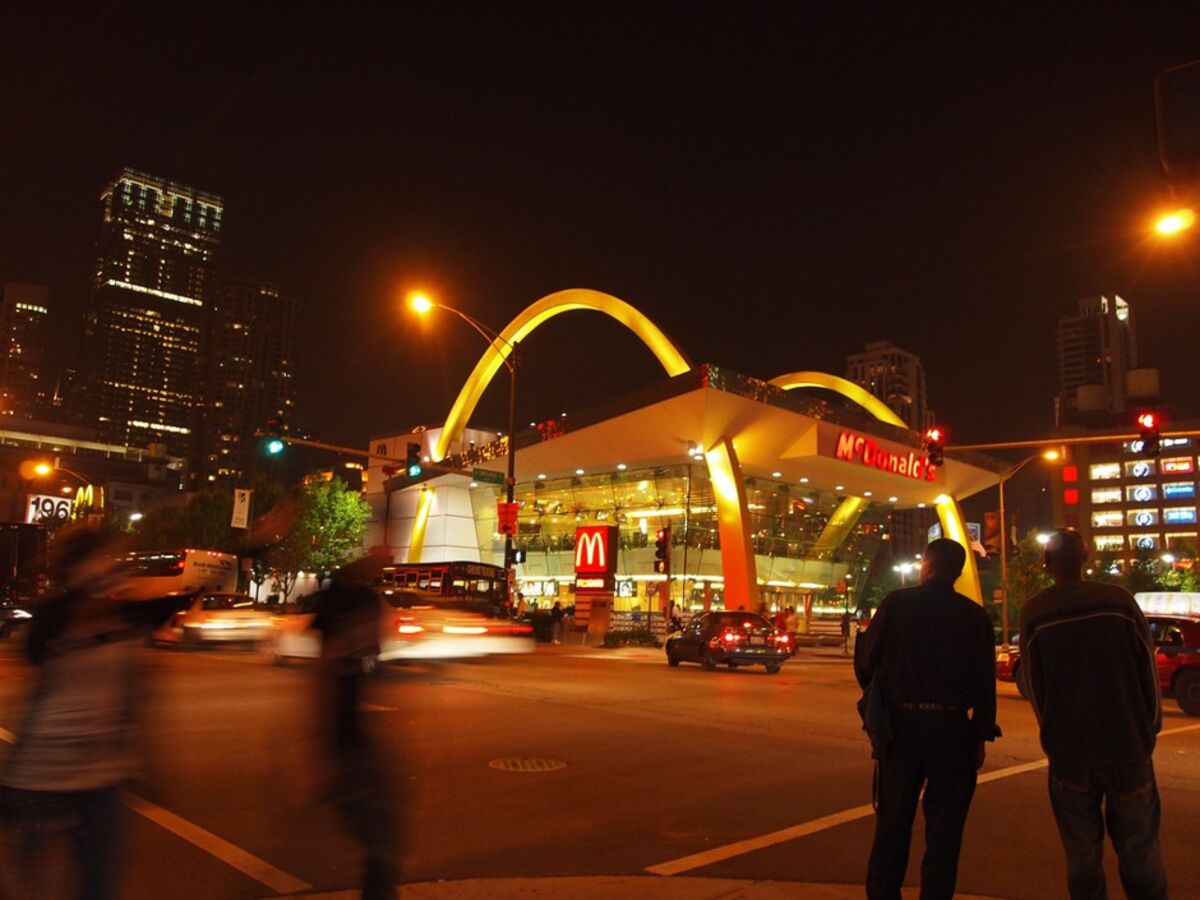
<box><xmin>0</xmin><ymin>637</ymin><xmax>1197</xmax><ymax>899</ymax></box>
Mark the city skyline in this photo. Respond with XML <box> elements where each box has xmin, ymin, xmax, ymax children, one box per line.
<box><xmin>1</xmin><ymin>6</ymin><xmax>1197</xmax><ymax>454</ymax></box>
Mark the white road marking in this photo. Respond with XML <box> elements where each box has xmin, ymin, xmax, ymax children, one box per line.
<box><xmin>0</xmin><ymin>728</ymin><xmax>311</xmax><ymax>894</ymax></box>
<box><xmin>647</xmin><ymin>721</ymin><xmax>1200</xmax><ymax>877</ymax></box>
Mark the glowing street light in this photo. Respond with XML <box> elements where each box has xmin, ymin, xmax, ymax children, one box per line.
<box><xmin>407</xmin><ymin>289</ymin><xmax>522</xmax><ymax>584</ymax></box>
<box><xmin>1154</xmin><ymin>208</ymin><xmax>1195</xmax><ymax>236</ymax></box>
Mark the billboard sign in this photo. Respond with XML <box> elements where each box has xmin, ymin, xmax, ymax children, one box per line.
<box><xmin>574</xmin><ymin>525</ymin><xmax>618</xmax><ymax>575</ymax></box>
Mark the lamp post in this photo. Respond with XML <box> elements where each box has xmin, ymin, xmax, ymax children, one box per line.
<box><xmin>409</xmin><ymin>293</ymin><xmax>520</xmax><ymax>589</ymax></box>
<box><xmin>997</xmin><ymin>449</ymin><xmax>1060</xmax><ymax>648</ymax></box>
<box><xmin>23</xmin><ymin>458</ymin><xmax>98</xmax><ymax>523</ymax></box>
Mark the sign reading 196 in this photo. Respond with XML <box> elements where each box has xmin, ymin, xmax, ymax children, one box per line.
<box><xmin>26</xmin><ymin>493</ymin><xmax>73</xmax><ymax>524</ymax></box>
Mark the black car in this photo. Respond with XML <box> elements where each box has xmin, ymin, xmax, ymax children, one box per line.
<box><xmin>665</xmin><ymin>611</ymin><xmax>791</xmax><ymax>674</ymax></box>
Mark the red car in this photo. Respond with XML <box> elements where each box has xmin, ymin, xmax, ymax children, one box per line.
<box><xmin>997</xmin><ymin>615</ymin><xmax>1200</xmax><ymax>717</ymax></box>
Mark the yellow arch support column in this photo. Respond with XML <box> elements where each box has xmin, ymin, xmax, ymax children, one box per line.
<box><xmin>935</xmin><ymin>493</ymin><xmax>983</xmax><ymax>605</ymax></box>
<box><xmin>812</xmin><ymin>497</ymin><xmax>870</xmax><ymax>555</ymax></box>
<box><xmin>705</xmin><ymin>438</ymin><xmax>759</xmax><ymax>611</ymax></box>
<box><xmin>407</xmin><ymin>488</ymin><xmax>435</xmax><ymax>564</ymax></box>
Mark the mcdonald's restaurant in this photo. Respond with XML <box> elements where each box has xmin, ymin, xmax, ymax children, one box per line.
<box><xmin>364</xmin><ymin>363</ymin><xmax>1003</xmax><ymax>633</ymax></box>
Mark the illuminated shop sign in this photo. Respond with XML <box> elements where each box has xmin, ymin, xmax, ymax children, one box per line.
<box><xmin>574</xmin><ymin>525</ymin><xmax>618</xmax><ymax>575</ymax></box>
<box><xmin>1125</xmin><ymin>461</ymin><xmax>1155</xmax><ymax>479</ymax></box>
<box><xmin>833</xmin><ymin>432</ymin><xmax>937</xmax><ymax>482</ymax></box>
<box><xmin>1164</xmin><ymin>507</ymin><xmax>1197</xmax><ymax>524</ymax></box>
<box><xmin>1162</xmin><ymin>457</ymin><xmax>1194</xmax><ymax>474</ymax></box>
<box><xmin>1163</xmin><ymin>482</ymin><xmax>1196</xmax><ymax>499</ymax></box>
<box><xmin>1126</xmin><ymin>437</ymin><xmax>1189</xmax><ymax>454</ymax></box>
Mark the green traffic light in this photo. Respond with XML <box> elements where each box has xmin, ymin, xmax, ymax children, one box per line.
<box><xmin>266</xmin><ymin>438</ymin><xmax>285</xmax><ymax>455</ymax></box>
<box><xmin>407</xmin><ymin>462</ymin><xmax>422</xmax><ymax>478</ymax></box>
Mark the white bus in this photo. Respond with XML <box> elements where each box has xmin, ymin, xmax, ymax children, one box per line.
<box><xmin>117</xmin><ymin>549</ymin><xmax>239</xmax><ymax>600</ymax></box>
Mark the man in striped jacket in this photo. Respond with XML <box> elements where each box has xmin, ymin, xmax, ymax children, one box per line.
<box><xmin>1020</xmin><ymin>528</ymin><xmax>1167</xmax><ymax>900</ymax></box>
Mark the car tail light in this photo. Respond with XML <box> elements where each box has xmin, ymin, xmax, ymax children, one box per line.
<box><xmin>774</xmin><ymin>632</ymin><xmax>791</xmax><ymax>646</ymax></box>
<box><xmin>398</xmin><ymin>624</ymin><xmax>424</xmax><ymax>635</ymax></box>
<box><xmin>722</xmin><ymin>629</ymin><xmax>742</xmax><ymax>644</ymax></box>
<box><xmin>443</xmin><ymin>625</ymin><xmax>487</xmax><ymax>635</ymax></box>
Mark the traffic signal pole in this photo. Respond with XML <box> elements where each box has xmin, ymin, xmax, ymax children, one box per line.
<box><xmin>504</xmin><ymin>343</ymin><xmax>519</xmax><ymax>593</ymax></box>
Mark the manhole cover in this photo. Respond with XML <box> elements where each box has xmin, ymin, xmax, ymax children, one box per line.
<box><xmin>488</xmin><ymin>757</ymin><xmax>567</xmax><ymax>773</ymax></box>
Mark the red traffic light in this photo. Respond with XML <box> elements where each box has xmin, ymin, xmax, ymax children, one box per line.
<box><xmin>1137</xmin><ymin>411</ymin><xmax>1158</xmax><ymax>430</ymax></box>
<box><xmin>925</xmin><ymin>426</ymin><xmax>944</xmax><ymax>444</ymax></box>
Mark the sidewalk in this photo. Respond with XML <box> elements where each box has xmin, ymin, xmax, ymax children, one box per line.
<box><xmin>280</xmin><ymin>876</ymin><xmax>1006</xmax><ymax>899</ymax></box>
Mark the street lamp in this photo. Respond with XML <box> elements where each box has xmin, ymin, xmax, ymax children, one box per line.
<box><xmin>892</xmin><ymin>561</ymin><xmax>915</xmax><ymax>586</ymax></box>
<box><xmin>997</xmin><ymin>449</ymin><xmax>1060</xmax><ymax>648</ymax></box>
<box><xmin>408</xmin><ymin>291</ymin><xmax>521</xmax><ymax>587</ymax></box>
<box><xmin>1154</xmin><ymin>208</ymin><xmax>1195</xmax><ymax>236</ymax></box>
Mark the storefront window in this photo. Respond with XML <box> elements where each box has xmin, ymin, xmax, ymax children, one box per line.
<box><xmin>1091</xmin><ymin>511</ymin><xmax>1124</xmax><ymax>528</ymax></box>
<box><xmin>1093</xmin><ymin>535</ymin><xmax>1125</xmax><ymax>552</ymax></box>
<box><xmin>1126</xmin><ymin>485</ymin><xmax>1157</xmax><ymax>503</ymax></box>
<box><xmin>1124</xmin><ymin>460</ymin><xmax>1156</xmax><ymax>479</ymax></box>
<box><xmin>1091</xmin><ymin>488</ymin><xmax>1122</xmax><ymax>504</ymax></box>
<box><xmin>1126</xmin><ymin>509</ymin><xmax>1159</xmax><ymax>528</ymax></box>
<box><xmin>1129</xmin><ymin>534</ymin><xmax>1160</xmax><ymax>551</ymax></box>
<box><xmin>1090</xmin><ymin>463</ymin><xmax>1121</xmax><ymax>480</ymax></box>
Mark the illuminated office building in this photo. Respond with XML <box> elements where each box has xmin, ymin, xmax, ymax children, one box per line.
<box><xmin>0</xmin><ymin>283</ymin><xmax>50</xmax><ymax>418</ymax></box>
<box><xmin>82</xmin><ymin>168</ymin><xmax>224</xmax><ymax>462</ymax></box>
<box><xmin>199</xmin><ymin>279</ymin><xmax>297</xmax><ymax>484</ymax></box>
<box><xmin>846</xmin><ymin>341</ymin><xmax>934</xmax><ymax>432</ymax></box>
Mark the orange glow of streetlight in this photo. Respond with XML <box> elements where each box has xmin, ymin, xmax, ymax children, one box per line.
<box><xmin>33</xmin><ymin>461</ymin><xmax>53</xmax><ymax>477</ymax></box>
<box><xmin>1154</xmin><ymin>208</ymin><xmax>1195</xmax><ymax>236</ymax></box>
<box><xmin>1042</xmin><ymin>448</ymin><xmax>1060</xmax><ymax>461</ymax></box>
<box><xmin>408</xmin><ymin>291</ymin><xmax>435</xmax><ymax>314</ymax></box>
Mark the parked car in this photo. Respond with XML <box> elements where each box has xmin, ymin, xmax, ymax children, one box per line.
<box><xmin>268</xmin><ymin>588</ymin><xmax>534</xmax><ymax>665</ymax></box>
<box><xmin>997</xmin><ymin>614</ymin><xmax>1200</xmax><ymax>716</ymax></box>
<box><xmin>664</xmin><ymin>611</ymin><xmax>791</xmax><ymax>674</ymax></box>
<box><xmin>153</xmin><ymin>592</ymin><xmax>273</xmax><ymax>647</ymax></box>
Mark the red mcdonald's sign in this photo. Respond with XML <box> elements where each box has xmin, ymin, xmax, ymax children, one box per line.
<box><xmin>833</xmin><ymin>431</ymin><xmax>937</xmax><ymax>482</ymax></box>
<box><xmin>574</xmin><ymin>525</ymin><xmax>618</xmax><ymax>575</ymax></box>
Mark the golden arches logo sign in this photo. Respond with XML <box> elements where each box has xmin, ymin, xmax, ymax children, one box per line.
<box><xmin>574</xmin><ymin>526</ymin><xmax>617</xmax><ymax>575</ymax></box>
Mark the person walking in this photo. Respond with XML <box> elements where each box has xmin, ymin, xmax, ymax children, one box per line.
<box><xmin>310</xmin><ymin>549</ymin><xmax>402</xmax><ymax>899</ymax></box>
<box><xmin>1020</xmin><ymin>529</ymin><xmax>1167</xmax><ymax>899</ymax></box>
<box><xmin>854</xmin><ymin>538</ymin><xmax>999</xmax><ymax>900</ymax></box>
<box><xmin>0</xmin><ymin>527</ymin><xmax>186</xmax><ymax>900</ymax></box>
<box><xmin>549</xmin><ymin>599</ymin><xmax>564</xmax><ymax>644</ymax></box>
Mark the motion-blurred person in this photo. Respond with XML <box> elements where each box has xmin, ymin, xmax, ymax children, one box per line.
<box><xmin>854</xmin><ymin>539</ymin><xmax>998</xmax><ymax>900</ymax></box>
<box><xmin>310</xmin><ymin>548</ymin><xmax>401</xmax><ymax>900</ymax></box>
<box><xmin>0</xmin><ymin>526</ymin><xmax>183</xmax><ymax>900</ymax></box>
<box><xmin>549</xmin><ymin>600</ymin><xmax>564</xmax><ymax>644</ymax></box>
<box><xmin>1021</xmin><ymin>529</ymin><xmax>1167</xmax><ymax>899</ymax></box>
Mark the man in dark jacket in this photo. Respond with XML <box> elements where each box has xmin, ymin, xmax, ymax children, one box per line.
<box><xmin>1020</xmin><ymin>529</ymin><xmax>1166</xmax><ymax>899</ymax></box>
<box><xmin>855</xmin><ymin>538</ymin><xmax>998</xmax><ymax>900</ymax></box>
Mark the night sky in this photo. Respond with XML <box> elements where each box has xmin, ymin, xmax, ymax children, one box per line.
<box><xmin>3</xmin><ymin>3</ymin><xmax>1199</xmax><ymax>450</ymax></box>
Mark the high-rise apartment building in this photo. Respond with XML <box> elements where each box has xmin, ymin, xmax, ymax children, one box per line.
<box><xmin>1055</xmin><ymin>295</ymin><xmax>1146</xmax><ymax>425</ymax></box>
<box><xmin>845</xmin><ymin>340</ymin><xmax>934</xmax><ymax>432</ymax></box>
<box><xmin>199</xmin><ymin>279</ymin><xmax>297</xmax><ymax>484</ymax></box>
<box><xmin>0</xmin><ymin>284</ymin><xmax>50</xmax><ymax>418</ymax></box>
<box><xmin>82</xmin><ymin>168</ymin><xmax>223</xmax><ymax>461</ymax></box>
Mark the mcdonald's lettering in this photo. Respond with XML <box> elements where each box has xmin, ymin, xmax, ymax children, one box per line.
<box><xmin>832</xmin><ymin>431</ymin><xmax>937</xmax><ymax>482</ymax></box>
<box><xmin>574</xmin><ymin>525</ymin><xmax>617</xmax><ymax>574</ymax></box>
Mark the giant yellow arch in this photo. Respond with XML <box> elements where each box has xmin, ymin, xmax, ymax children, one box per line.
<box><xmin>431</xmin><ymin>289</ymin><xmax>692</xmax><ymax>462</ymax></box>
<box><xmin>768</xmin><ymin>371</ymin><xmax>983</xmax><ymax>605</ymax></box>
<box><xmin>409</xmin><ymin>289</ymin><xmax>692</xmax><ymax>563</ymax></box>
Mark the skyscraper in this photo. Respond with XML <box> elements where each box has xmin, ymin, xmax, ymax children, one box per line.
<box><xmin>0</xmin><ymin>283</ymin><xmax>50</xmax><ymax>418</ymax></box>
<box><xmin>82</xmin><ymin>168</ymin><xmax>223</xmax><ymax>461</ymax></box>
<box><xmin>199</xmin><ymin>279</ymin><xmax>297</xmax><ymax>484</ymax></box>
<box><xmin>1055</xmin><ymin>295</ymin><xmax>1143</xmax><ymax>425</ymax></box>
<box><xmin>845</xmin><ymin>340</ymin><xmax>934</xmax><ymax>431</ymax></box>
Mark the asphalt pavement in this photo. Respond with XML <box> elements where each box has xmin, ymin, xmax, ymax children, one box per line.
<box><xmin>1</xmin><ymin>636</ymin><xmax>1197</xmax><ymax>899</ymax></box>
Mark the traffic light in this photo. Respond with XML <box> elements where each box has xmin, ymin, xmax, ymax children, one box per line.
<box><xmin>263</xmin><ymin>417</ymin><xmax>286</xmax><ymax>456</ymax></box>
<box><xmin>654</xmin><ymin>526</ymin><xmax>671</xmax><ymax>575</ymax></box>
<box><xmin>923</xmin><ymin>425</ymin><xmax>945</xmax><ymax>468</ymax></box>
<box><xmin>405</xmin><ymin>442</ymin><xmax>423</xmax><ymax>478</ymax></box>
<box><xmin>1136</xmin><ymin>411</ymin><xmax>1162</xmax><ymax>456</ymax></box>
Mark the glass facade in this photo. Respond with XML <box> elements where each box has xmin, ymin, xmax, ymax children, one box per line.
<box><xmin>480</xmin><ymin>463</ymin><xmax>891</xmax><ymax>614</ymax></box>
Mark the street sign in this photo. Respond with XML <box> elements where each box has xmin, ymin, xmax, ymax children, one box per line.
<box><xmin>497</xmin><ymin>502</ymin><xmax>519</xmax><ymax>536</ymax></box>
<box><xmin>473</xmin><ymin>468</ymin><xmax>505</xmax><ymax>485</ymax></box>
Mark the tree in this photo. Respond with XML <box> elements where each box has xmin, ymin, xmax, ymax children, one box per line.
<box><xmin>264</xmin><ymin>479</ymin><xmax>369</xmax><ymax>598</ymax></box>
<box><xmin>1005</xmin><ymin>529</ymin><xmax>1051</xmax><ymax>620</ymax></box>
<box><xmin>128</xmin><ymin>478</ymin><xmax>285</xmax><ymax>553</ymax></box>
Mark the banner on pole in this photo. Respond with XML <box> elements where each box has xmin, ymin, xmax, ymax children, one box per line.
<box><xmin>231</xmin><ymin>489</ymin><xmax>253</xmax><ymax>529</ymax></box>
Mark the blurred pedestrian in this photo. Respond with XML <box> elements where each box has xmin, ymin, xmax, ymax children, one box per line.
<box><xmin>0</xmin><ymin>526</ymin><xmax>185</xmax><ymax>900</ymax></box>
<box><xmin>549</xmin><ymin>599</ymin><xmax>564</xmax><ymax>644</ymax></box>
<box><xmin>1020</xmin><ymin>529</ymin><xmax>1167</xmax><ymax>899</ymax></box>
<box><xmin>854</xmin><ymin>539</ymin><xmax>999</xmax><ymax>900</ymax></box>
<box><xmin>309</xmin><ymin>549</ymin><xmax>401</xmax><ymax>900</ymax></box>
<box><xmin>514</xmin><ymin>592</ymin><xmax>527</xmax><ymax>619</ymax></box>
